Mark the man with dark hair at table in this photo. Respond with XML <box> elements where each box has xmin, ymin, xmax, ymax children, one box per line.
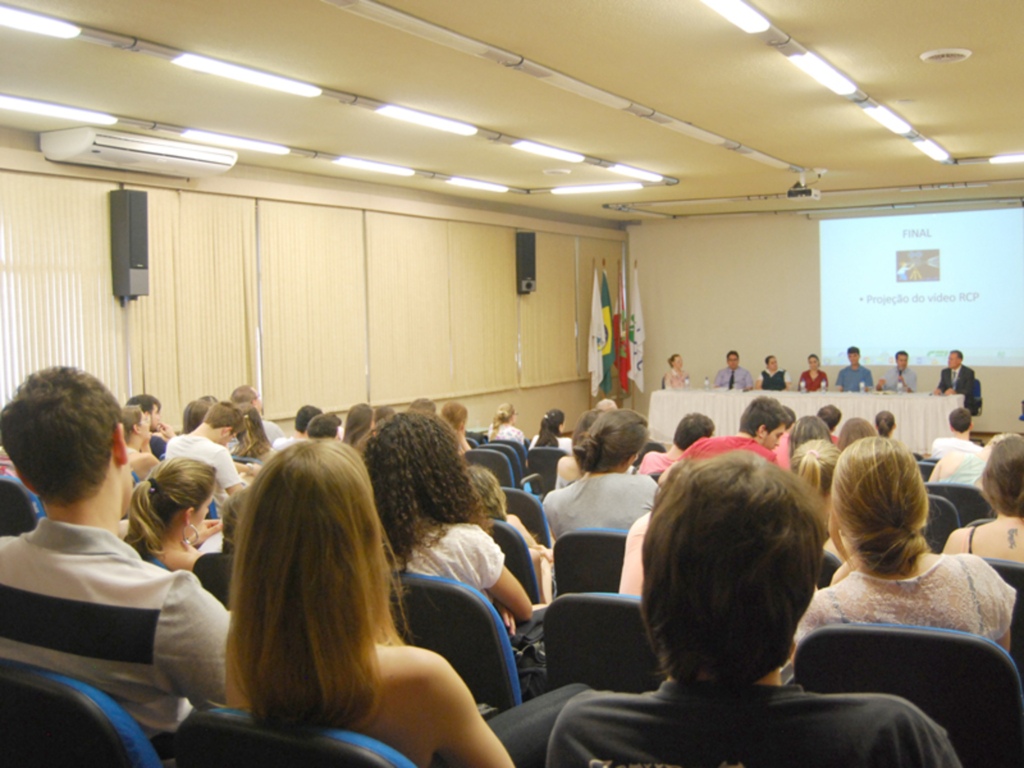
<box><xmin>272</xmin><ymin>404</ymin><xmax>323</xmax><ymax>450</ymax></box>
<box><xmin>549</xmin><ymin>452</ymin><xmax>959</xmax><ymax>768</ymax></box>
<box><xmin>682</xmin><ymin>396</ymin><xmax>787</xmax><ymax>464</ymax></box>
<box><xmin>125</xmin><ymin>393</ymin><xmax>176</xmax><ymax>457</ymax></box>
<box><xmin>230</xmin><ymin>384</ymin><xmax>285</xmax><ymax>444</ymax></box>
<box><xmin>0</xmin><ymin>368</ymin><xmax>229</xmax><ymax>752</ymax></box>
<box><xmin>877</xmin><ymin>350</ymin><xmax>917</xmax><ymax>393</ymax></box>
<box><xmin>836</xmin><ymin>346</ymin><xmax>873</xmax><ymax>392</ymax></box>
<box><xmin>713</xmin><ymin>350</ymin><xmax>754</xmax><ymax>391</ymax></box>
<box><xmin>933</xmin><ymin>350</ymin><xmax>978</xmax><ymax>415</ymax></box>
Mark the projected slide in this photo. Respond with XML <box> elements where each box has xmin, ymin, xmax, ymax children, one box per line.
<box><xmin>820</xmin><ymin>208</ymin><xmax>1024</xmax><ymax>368</ymax></box>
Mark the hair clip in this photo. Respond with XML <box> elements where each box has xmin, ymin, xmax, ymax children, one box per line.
<box><xmin>148</xmin><ymin>479</ymin><xmax>160</xmax><ymax>495</ymax></box>
<box><xmin>807</xmin><ymin>450</ymin><xmax>820</xmax><ymax>459</ymax></box>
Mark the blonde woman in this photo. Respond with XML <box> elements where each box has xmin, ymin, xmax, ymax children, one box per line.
<box><xmin>126</xmin><ymin>458</ymin><xmax>221</xmax><ymax>571</ymax></box>
<box><xmin>122</xmin><ymin>405</ymin><xmax>159</xmax><ymax>480</ymax></box>
<box><xmin>226</xmin><ymin>440</ymin><xmax>516</xmax><ymax>768</ymax></box>
<box><xmin>791</xmin><ymin>439</ymin><xmax>843</xmax><ymax>564</ymax></box>
<box><xmin>489</xmin><ymin>403</ymin><xmax>526</xmax><ymax>446</ymax></box>
<box><xmin>796</xmin><ymin>437</ymin><xmax>1014</xmax><ymax>650</ymax></box>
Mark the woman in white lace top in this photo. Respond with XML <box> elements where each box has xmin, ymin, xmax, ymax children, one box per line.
<box><xmin>796</xmin><ymin>437</ymin><xmax>1015</xmax><ymax>650</ymax></box>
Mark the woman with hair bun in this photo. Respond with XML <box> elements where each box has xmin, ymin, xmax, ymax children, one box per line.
<box><xmin>126</xmin><ymin>458</ymin><xmax>221</xmax><ymax>571</ymax></box>
<box><xmin>489</xmin><ymin>403</ymin><xmax>526</xmax><ymax>445</ymax></box>
<box><xmin>543</xmin><ymin>410</ymin><xmax>656</xmax><ymax>539</ymax></box>
<box><xmin>796</xmin><ymin>437</ymin><xmax>1014</xmax><ymax>649</ymax></box>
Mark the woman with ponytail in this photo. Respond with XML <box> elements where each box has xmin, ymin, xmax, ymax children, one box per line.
<box><xmin>543</xmin><ymin>410</ymin><xmax>656</xmax><ymax>539</ymax></box>
<box><xmin>488</xmin><ymin>403</ymin><xmax>525</xmax><ymax>445</ymax></box>
<box><xmin>796</xmin><ymin>437</ymin><xmax>1014</xmax><ymax>650</ymax></box>
<box><xmin>126</xmin><ymin>458</ymin><xmax>222</xmax><ymax>571</ymax></box>
<box><xmin>530</xmin><ymin>409</ymin><xmax>570</xmax><ymax>453</ymax></box>
<box><xmin>791</xmin><ymin>439</ymin><xmax>843</xmax><ymax>562</ymax></box>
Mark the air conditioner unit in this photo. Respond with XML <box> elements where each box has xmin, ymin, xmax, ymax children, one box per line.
<box><xmin>40</xmin><ymin>128</ymin><xmax>238</xmax><ymax>178</ymax></box>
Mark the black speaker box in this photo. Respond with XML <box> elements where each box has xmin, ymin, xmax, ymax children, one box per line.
<box><xmin>516</xmin><ymin>231</ymin><xmax>536</xmax><ymax>294</ymax></box>
<box><xmin>110</xmin><ymin>189</ymin><xmax>149</xmax><ymax>298</ymax></box>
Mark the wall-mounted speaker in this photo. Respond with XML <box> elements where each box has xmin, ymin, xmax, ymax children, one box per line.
<box><xmin>516</xmin><ymin>231</ymin><xmax>536</xmax><ymax>294</ymax></box>
<box><xmin>110</xmin><ymin>189</ymin><xmax>149</xmax><ymax>299</ymax></box>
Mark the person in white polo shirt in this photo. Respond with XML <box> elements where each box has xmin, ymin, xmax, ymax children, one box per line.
<box><xmin>165</xmin><ymin>401</ymin><xmax>255</xmax><ymax>504</ymax></box>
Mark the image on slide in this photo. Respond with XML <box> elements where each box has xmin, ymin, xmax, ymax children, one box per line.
<box><xmin>896</xmin><ymin>249</ymin><xmax>940</xmax><ymax>282</ymax></box>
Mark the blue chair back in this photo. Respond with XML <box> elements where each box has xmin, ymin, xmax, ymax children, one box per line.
<box><xmin>925</xmin><ymin>481</ymin><xmax>992</xmax><ymax>526</ymax></box>
<box><xmin>0</xmin><ymin>658</ymin><xmax>162</xmax><ymax>768</ymax></box>
<box><xmin>526</xmin><ymin>447</ymin><xmax>565</xmax><ymax>499</ymax></box>
<box><xmin>503</xmin><ymin>488</ymin><xmax>551</xmax><ymax>547</ymax></box>
<box><xmin>986</xmin><ymin>559</ymin><xmax>1024</xmax><ymax>674</ymax></box>
<box><xmin>0</xmin><ymin>476</ymin><xmax>40</xmax><ymax>536</ymax></box>
<box><xmin>490</xmin><ymin>520</ymin><xmax>540</xmax><ymax>604</ymax></box>
<box><xmin>491</xmin><ymin>439</ymin><xmax>528</xmax><ymax>473</ymax></box>
<box><xmin>553</xmin><ymin>528</ymin><xmax>629</xmax><ymax>595</ymax></box>
<box><xmin>925</xmin><ymin>495</ymin><xmax>961</xmax><ymax>553</ymax></box>
<box><xmin>193</xmin><ymin>553</ymin><xmax>233</xmax><ymax>608</ymax></box>
<box><xmin>465</xmin><ymin>449</ymin><xmax>514</xmax><ymax>489</ymax></box>
<box><xmin>176</xmin><ymin>708</ymin><xmax>417</xmax><ymax>768</ymax></box>
<box><xmin>478</xmin><ymin>443</ymin><xmax>523</xmax><ymax>485</ymax></box>
<box><xmin>819</xmin><ymin>551</ymin><xmax>842</xmax><ymax>589</ymax></box>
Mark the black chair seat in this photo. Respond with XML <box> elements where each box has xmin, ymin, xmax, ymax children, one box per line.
<box><xmin>526</xmin><ymin>447</ymin><xmax>565</xmax><ymax>499</ymax></box>
<box><xmin>0</xmin><ymin>476</ymin><xmax>39</xmax><ymax>536</ymax></box>
<box><xmin>925</xmin><ymin>482</ymin><xmax>992</xmax><ymax>526</ymax></box>
<box><xmin>986</xmin><ymin>558</ymin><xmax>1024</xmax><ymax>675</ymax></box>
<box><xmin>924</xmin><ymin>495</ymin><xmax>961</xmax><ymax>553</ymax></box>
<box><xmin>553</xmin><ymin>528</ymin><xmax>629</xmax><ymax>595</ymax></box>
<box><xmin>193</xmin><ymin>553</ymin><xmax>233</xmax><ymax>608</ymax></box>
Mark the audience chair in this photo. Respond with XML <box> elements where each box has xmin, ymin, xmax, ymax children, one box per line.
<box><xmin>795</xmin><ymin>624</ymin><xmax>1024</xmax><ymax>768</ymax></box>
<box><xmin>986</xmin><ymin>559</ymin><xmax>1024</xmax><ymax>674</ymax></box>
<box><xmin>465</xmin><ymin>449</ymin><xmax>515</xmax><ymax>489</ymax></box>
<box><xmin>192</xmin><ymin>553</ymin><xmax>233</xmax><ymax>608</ymax></box>
<box><xmin>491</xmin><ymin>439</ymin><xmax>528</xmax><ymax>476</ymax></box>
<box><xmin>465</xmin><ymin>431</ymin><xmax>488</xmax><ymax>446</ymax></box>
<box><xmin>917</xmin><ymin>459</ymin><xmax>937</xmax><ymax>483</ymax></box>
<box><xmin>0</xmin><ymin>476</ymin><xmax>39</xmax><ymax>536</ymax></box>
<box><xmin>503</xmin><ymin>488</ymin><xmax>551</xmax><ymax>547</ymax></box>
<box><xmin>924</xmin><ymin>495</ymin><xmax>961</xmax><ymax>554</ymax></box>
<box><xmin>633</xmin><ymin>441</ymin><xmax>666</xmax><ymax>469</ymax></box>
<box><xmin>466</xmin><ymin>437</ymin><xmax>479</xmax><ymax>449</ymax></box>
<box><xmin>553</xmin><ymin>528</ymin><xmax>629</xmax><ymax>595</ymax></box>
<box><xmin>398</xmin><ymin>574</ymin><xmax>521</xmax><ymax>711</ymax></box>
<box><xmin>973</xmin><ymin>379</ymin><xmax>983</xmax><ymax>416</ymax></box>
<box><xmin>481</xmin><ymin>442</ymin><xmax>543</xmax><ymax>495</ymax></box>
<box><xmin>490</xmin><ymin>520</ymin><xmax>541</xmax><ymax>604</ymax></box>
<box><xmin>0</xmin><ymin>658</ymin><xmax>162</xmax><ymax>768</ymax></box>
<box><xmin>526</xmin><ymin>447</ymin><xmax>564</xmax><ymax>499</ymax></box>
<box><xmin>819</xmin><ymin>551</ymin><xmax>842</xmax><ymax>589</ymax></box>
<box><xmin>545</xmin><ymin>593</ymin><xmax>662</xmax><ymax>694</ymax></box>
<box><xmin>479</xmin><ymin>442</ymin><xmax>524</xmax><ymax>485</ymax></box>
<box><xmin>176</xmin><ymin>708</ymin><xmax>416</xmax><ymax>768</ymax></box>
<box><xmin>925</xmin><ymin>482</ymin><xmax>992</xmax><ymax>526</ymax></box>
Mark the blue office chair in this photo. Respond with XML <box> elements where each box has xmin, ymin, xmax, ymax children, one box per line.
<box><xmin>0</xmin><ymin>476</ymin><xmax>40</xmax><ymax>536</ymax></box>
<box><xmin>553</xmin><ymin>528</ymin><xmax>629</xmax><ymax>595</ymax></box>
<box><xmin>490</xmin><ymin>519</ymin><xmax>541</xmax><ymax>604</ymax></box>
<box><xmin>503</xmin><ymin>488</ymin><xmax>552</xmax><ymax>547</ymax></box>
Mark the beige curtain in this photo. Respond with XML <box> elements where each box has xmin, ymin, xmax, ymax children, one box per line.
<box><xmin>449</xmin><ymin>222</ymin><xmax>518</xmax><ymax>396</ymax></box>
<box><xmin>0</xmin><ymin>171</ymin><xmax>126</xmax><ymax>404</ymax></box>
<box><xmin>577</xmin><ymin>237</ymin><xmax>624</xmax><ymax>380</ymax></box>
<box><xmin>258</xmin><ymin>200</ymin><xmax>367</xmax><ymax>419</ymax></box>
<box><xmin>365</xmin><ymin>212</ymin><xmax>452</xmax><ymax>404</ymax></box>
<box><xmin>520</xmin><ymin>232</ymin><xmax>579</xmax><ymax>387</ymax></box>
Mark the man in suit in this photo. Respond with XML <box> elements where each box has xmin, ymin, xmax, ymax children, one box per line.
<box><xmin>933</xmin><ymin>349</ymin><xmax>977</xmax><ymax>415</ymax></box>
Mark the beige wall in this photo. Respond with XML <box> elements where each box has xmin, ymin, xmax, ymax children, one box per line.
<box><xmin>629</xmin><ymin>215</ymin><xmax>1023</xmax><ymax>435</ymax></box>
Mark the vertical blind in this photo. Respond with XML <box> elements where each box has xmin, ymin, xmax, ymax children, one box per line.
<box><xmin>520</xmin><ymin>232</ymin><xmax>579</xmax><ymax>387</ymax></box>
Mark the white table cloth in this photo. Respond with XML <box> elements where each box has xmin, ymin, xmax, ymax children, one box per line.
<box><xmin>648</xmin><ymin>389</ymin><xmax>964</xmax><ymax>456</ymax></box>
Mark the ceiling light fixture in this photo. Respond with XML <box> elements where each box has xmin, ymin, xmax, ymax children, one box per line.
<box><xmin>180</xmin><ymin>129</ymin><xmax>290</xmax><ymax>154</ymax></box>
<box><xmin>333</xmin><ymin>156</ymin><xmax>416</xmax><ymax>176</ymax></box>
<box><xmin>511</xmin><ymin>140</ymin><xmax>585</xmax><ymax>163</ymax></box>
<box><xmin>551</xmin><ymin>182</ymin><xmax>644</xmax><ymax>195</ymax></box>
<box><xmin>863</xmin><ymin>105</ymin><xmax>912</xmax><ymax>135</ymax></box>
<box><xmin>0</xmin><ymin>94</ymin><xmax>116</xmax><ymax>124</ymax></box>
<box><xmin>788</xmin><ymin>52</ymin><xmax>857</xmax><ymax>96</ymax></box>
<box><xmin>607</xmin><ymin>164</ymin><xmax>664</xmax><ymax>182</ymax></box>
<box><xmin>912</xmin><ymin>139</ymin><xmax>951</xmax><ymax>162</ymax></box>
<box><xmin>375</xmin><ymin>105</ymin><xmax>477</xmax><ymax>136</ymax></box>
<box><xmin>697</xmin><ymin>0</ymin><xmax>770</xmax><ymax>33</ymax></box>
<box><xmin>0</xmin><ymin>5</ymin><xmax>80</xmax><ymax>38</ymax></box>
<box><xmin>172</xmin><ymin>53</ymin><xmax>322</xmax><ymax>97</ymax></box>
<box><xmin>446</xmin><ymin>177</ymin><xmax>508</xmax><ymax>193</ymax></box>
<box><xmin>989</xmin><ymin>154</ymin><xmax>1024</xmax><ymax>164</ymax></box>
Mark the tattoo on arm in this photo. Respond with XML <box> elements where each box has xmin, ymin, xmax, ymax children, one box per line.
<box><xmin>1009</xmin><ymin>529</ymin><xmax>1018</xmax><ymax>550</ymax></box>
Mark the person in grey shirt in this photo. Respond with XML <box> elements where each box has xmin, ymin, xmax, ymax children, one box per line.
<box><xmin>877</xmin><ymin>350</ymin><xmax>918</xmax><ymax>393</ymax></box>
<box><xmin>544</xmin><ymin>410</ymin><xmax>657</xmax><ymax>538</ymax></box>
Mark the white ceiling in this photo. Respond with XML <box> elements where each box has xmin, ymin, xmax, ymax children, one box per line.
<box><xmin>1</xmin><ymin>0</ymin><xmax>1022</xmax><ymax>221</ymax></box>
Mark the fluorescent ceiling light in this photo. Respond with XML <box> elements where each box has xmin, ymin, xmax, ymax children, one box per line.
<box><xmin>863</xmin><ymin>106</ymin><xmax>912</xmax><ymax>134</ymax></box>
<box><xmin>172</xmin><ymin>53</ymin><xmax>322</xmax><ymax>97</ymax></box>
<box><xmin>913</xmin><ymin>139</ymin><xmax>950</xmax><ymax>162</ymax></box>
<box><xmin>698</xmin><ymin>0</ymin><xmax>770</xmax><ymax>33</ymax></box>
<box><xmin>375</xmin><ymin>105</ymin><xmax>477</xmax><ymax>136</ymax></box>
<box><xmin>512</xmin><ymin>140</ymin><xmax>584</xmax><ymax>163</ymax></box>
<box><xmin>0</xmin><ymin>94</ymin><xmax>116</xmax><ymax>124</ymax></box>
<box><xmin>990</xmin><ymin>154</ymin><xmax>1024</xmax><ymax>164</ymax></box>
<box><xmin>0</xmin><ymin>6</ymin><xmax>80</xmax><ymax>38</ymax></box>
<box><xmin>333</xmin><ymin>156</ymin><xmax>415</xmax><ymax>176</ymax></box>
<box><xmin>447</xmin><ymin>177</ymin><xmax>508</xmax><ymax>193</ymax></box>
<box><xmin>607</xmin><ymin>164</ymin><xmax>663</xmax><ymax>182</ymax></box>
<box><xmin>788</xmin><ymin>53</ymin><xmax>857</xmax><ymax>96</ymax></box>
<box><xmin>551</xmin><ymin>182</ymin><xmax>644</xmax><ymax>195</ymax></box>
<box><xmin>180</xmin><ymin>129</ymin><xmax>290</xmax><ymax>154</ymax></box>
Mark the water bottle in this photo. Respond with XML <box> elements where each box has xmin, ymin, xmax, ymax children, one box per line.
<box><xmin>684</xmin><ymin>376</ymin><xmax>690</xmax><ymax>390</ymax></box>
<box><xmin>704</xmin><ymin>376</ymin><xmax>710</xmax><ymax>391</ymax></box>
<box><xmin>799</xmin><ymin>379</ymin><xmax>806</xmax><ymax>393</ymax></box>
<box><xmin>896</xmin><ymin>379</ymin><xmax>904</xmax><ymax>395</ymax></box>
<box><xmin>859</xmin><ymin>381</ymin><xmax>866</xmax><ymax>393</ymax></box>
<box><xmin>822</xmin><ymin>381</ymin><xmax>827</xmax><ymax>393</ymax></box>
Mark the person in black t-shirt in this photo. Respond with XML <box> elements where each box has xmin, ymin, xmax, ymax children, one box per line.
<box><xmin>548</xmin><ymin>452</ymin><xmax>960</xmax><ymax>768</ymax></box>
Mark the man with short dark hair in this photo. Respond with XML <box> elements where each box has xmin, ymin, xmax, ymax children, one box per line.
<box><xmin>713</xmin><ymin>350</ymin><xmax>753</xmax><ymax>391</ymax></box>
<box><xmin>639</xmin><ymin>413</ymin><xmax>715</xmax><ymax>475</ymax></box>
<box><xmin>307</xmin><ymin>413</ymin><xmax>342</xmax><ymax>441</ymax></box>
<box><xmin>933</xmin><ymin>350</ymin><xmax>978</xmax><ymax>415</ymax></box>
<box><xmin>0</xmin><ymin>368</ymin><xmax>229</xmax><ymax>746</ymax></box>
<box><xmin>817</xmin><ymin>404</ymin><xmax>842</xmax><ymax>444</ymax></box>
<box><xmin>230</xmin><ymin>384</ymin><xmax>285</xmax><ymax>444</ymax></box>
<box><xmin>552</xmin><ymin>452</ymin><xmax>960</xmax><ymax>768</ymax></box>
<box><xmin>877</xmin><ymin>350</ymin><xmax>917</xmax><ymax>393</ymax></box>
<box><xmin>930</xmin><ymin>407</ymin><xmax>982</xmax><ymax>460</ymax></box>
<box><xmin>272</xmin><ymin>404</ymin><xmax>323</xmax><ymax>450</ymax></box>
<box><xmin>125</xmin><ymin>393</ymin><xmax>176</xmax><ymax>457</ymax></box>
<box><xmin>682</xmin><ymin>396</ymin><xmax>787</xmax><ymax>464</ymax></box>
<box><xmin>165</xmin><ymin>401</ymin><xmax>251</xmax><ymax>502</ymax></box>
<box><xmin>836</xmin><ymin>346</ymin><xmax>873</xmax><ymax>392</ymax></box>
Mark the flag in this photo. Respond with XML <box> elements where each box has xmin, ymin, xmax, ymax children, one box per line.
<box><xmin>617</xmin><ymin>266</ymin><xmax>631</xmax><ymax>392</ymax></box>
<box><xmin>628</xmin><ymin>264</ymin><xmax>645</xmax><ymax>392</ymax></box>
<box><xmin>587</xmin><ymin>269</ymin><xmax>606</xmax><ymax>396</ymax></box>
<box><xmin>600</xmin><ymin>270</ymin><xmax>613</xmax><ymax>394</ymax></box>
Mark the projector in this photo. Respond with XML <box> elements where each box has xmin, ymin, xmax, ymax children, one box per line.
<box><xmin>787</xmin><ymin>184</ymin><xmax>821</xmax><ymax>200</ymax></box>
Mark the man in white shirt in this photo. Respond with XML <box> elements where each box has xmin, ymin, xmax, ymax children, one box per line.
<box><xmin>165</xmin><ymin>401</ymin><xmax>254</xmax><ymax>503</ymax></box>
<box><xmin>272</xmin><ymin>404</ymin><xmax>323</xmax><ymax>451</ymax></box>
<box><xmin>877</xmin><ymin>350</ymin><xmax>918</xmax><ymax>393</ymax></box>
<box><xmin>230</xmin><ymin>384</ymin><xmax>285</xmax><ymax>444</ymax></box>
<box><xmin>930</xmin><ymin>407</ymin><xmax>983</xmax><ymax>460</ymax></box>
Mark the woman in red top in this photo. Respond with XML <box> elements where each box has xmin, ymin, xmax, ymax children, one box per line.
<box><xmin>799</xmin><ymin>354</ymin><xmax>829</xmax><ymax>392</ymax></box>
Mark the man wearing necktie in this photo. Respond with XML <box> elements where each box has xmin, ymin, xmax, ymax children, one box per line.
<box><xmin>933</xmin><ymin>349</ymin><xmax>978</xmax><ymax>414</ymax></box>
<box><xmin>713</xmin><ymin>350</ymin><xmax>754</xmax><ymax>391</ymax></box>
<box><xmin>877</xmin><ymin>351</ymin><xmax>918</xmax><ymax>393</ymax></box>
